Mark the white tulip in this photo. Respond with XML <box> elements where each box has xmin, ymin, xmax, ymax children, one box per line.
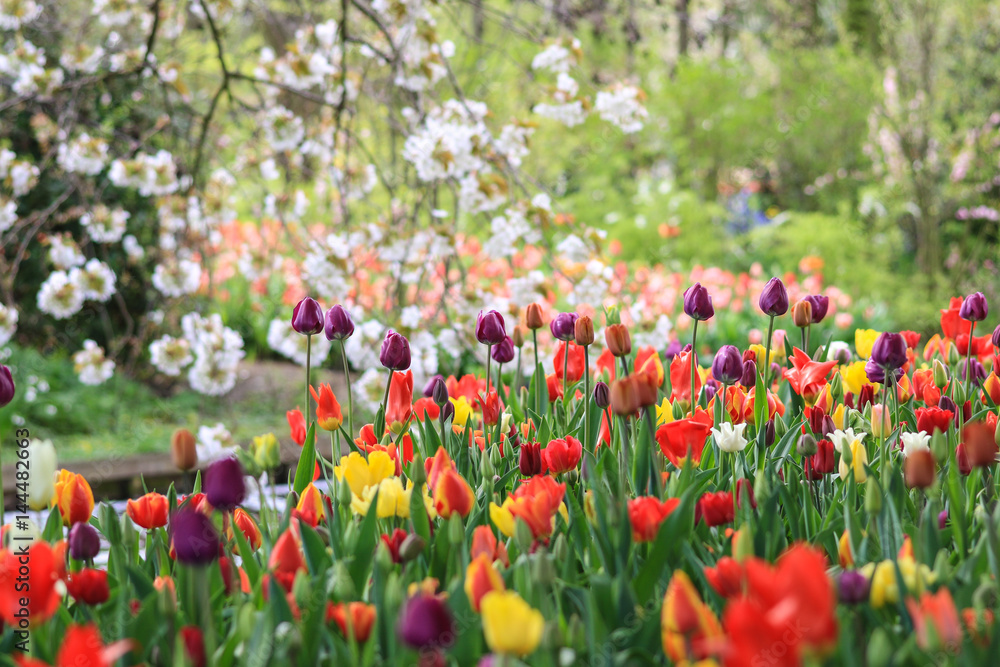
<box><xmin>712</xmin><ymin>422</ymin><xmax>749</xmax><ymax>453</ymax></box>
<box><xmin>26</xmin><ymin>439</ymin><xmax>58</xmax><ymax>510</ymax></box>
<box><xmin>900</xmin><ymin>431</ymin><xmax>931</xmax><ymax>458</ymax></box>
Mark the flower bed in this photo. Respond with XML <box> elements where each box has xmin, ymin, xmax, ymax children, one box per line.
<box><xmin>1</xmin><ymin>284</ymin><xmax>998</xmax><ymax>666</ymax></box>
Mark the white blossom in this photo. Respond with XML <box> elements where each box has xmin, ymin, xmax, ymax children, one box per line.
<box><xmin>73</xmin><ymin>339</ymin><xmax>114</xmax><ymax>385</ymax></box>
<box><xmin>70</xmin><ymin>258</ymin><xmax>116</xmax><ymax>302</ymax></box>
<box><xmin>149</xmin><ymin>335</ymin><xmax>193</xmax><ymax>376</ymax></box>
<box><xmin>37</xmin><ymin>270</ymin><xmax>84</xmax><ymax>319</ymax></box>
<box><xmin>0</xmin><ymin>303</ymin><xmax>17</xmax><ymax>347</ymax></box>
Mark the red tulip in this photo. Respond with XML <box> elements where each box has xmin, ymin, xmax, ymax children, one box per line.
<box><xmin>287</xmin><ymin>408</ymin><xmax>307</xmax><ymax>446</ymax></box>
<box><xmin>553</xmin><ymin>341</ymin><xmax>586</xmax><ymax>383</ymax></box>
<box><xmin>126</xmin><ymin>492</ymin><xmax>169</xmax><ymax>529</ymax></box>
<box><xmin>695</xmin><ymin>491</ymin><xmax>734</xmax><ymax>527</ymax></box>
<box><xmin>915</xmin><ymin>406</ymin><xmax>953</xmax><ymax>435</ymax></box>
<box><xmin>628</xmin><ymin>496</ymin><xmax>680</xmax><ymax>542</ymax></box>
<box><xmin>704</xmin><ymin>557</ymin><xmax>744</xmax><ymax>598</ymax></box>
<box><xmin>327</xmin><ymin>601</ymin><xmax>377</xmax><ymax>643</ymax></box>
<box><xmin>543</xmin><ymin>436</ymin><xmax>582</xmax><ymax>474</ymax></box>
<box><xmin>66</xmin><ymin>569</ymin><xmax>110</xmax><ymax>606</ymax></box>
<box><xmin>656</xmin><ymin>418</ymin><xmax>712</xmax><ymax>467</ymax></box>
<box><xmin>386</xmin><ymin>370</ymin><xmax>414</xmax><ymax>433</ymax></box>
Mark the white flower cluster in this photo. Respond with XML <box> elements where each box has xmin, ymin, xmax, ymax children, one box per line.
<box><xmin>0</xmin><ymin>148</ymin><xmax>40</xmax><ymax>197</ymax></box>
<box><xmin>0</xmin><ymin>0</ymin><xmax>42</xmax><ymax>31</ymax></box>
<box><xmin>37</xmin><ymin>258</ymin><xmax>116</xmax><ymax>319</ymax></box>
<box><xmin>152</xmin><ymin>257</ymin><xmax>202</xmax><ymax>297</ymax></box>
<box><xmin>196</xmin><ymin>422</ymin><xmax>237</xmax><ymax>463</ymax></box>
<box><xmin>91</xmin><ymin>0</ymin><xmax>140</xmax><ymax>27</ymax></box>
<box><xmin>149</xmin><ymin>335</ymin><xmax>193</xmax><ymax>376</ymax></box>
<box><xmin>594</xmin><ymin>84</ymin><xmax>648</xmax><ymax>134</ymax></box>
<box><xmin>73</xmin><ymin>339</ymin><xmax>115</xmax><ymax>385</ymax></box>
<box><xmin>533</xmin><ymin>72</ymin><xmax>587</xmax><ymax>128</ymax></box>
<box><xmin>0</xmin><ymin>303</ymin><xmax>17</xmax><ymax>347</ymax></box>
<box><xmin>253</xmin><ymin>21</ymin><xmax>349</xmax><ymax>104</ymax></box>
<box><xmin>180</xmin><ymin>312</ymin><xmax>245</xmax><ymax>396</ymax></box>
<box><xmin>483</xmin><ymin>206</ymin><xmax>543</xmax><ymax>259</ymax></box>
<box><xmin>56</xmin><ymin>133</ymin><xmax>110</xmax><ymax>175</ymax></box>
<box><xmin>266</xmin><ymin>317</ymin><xmax>332</xmax><ymax>367</ymax></box>
<box><xmin>0</xmin><ymin>197</ymin><xmax>17</xmax><ymax>234</ymax></box>
<box><xmin>531</xmin><ymin>39</ymin><xmax>581</xmax><ymax>74</ymax></box>
<box><xmin>108</xmin><ymin>150</ymin><xmax>181</xmax><ymax>197</ymax></box>
<box><xmin>0</xmin><ymin>39</ymin><xmax>62</xmax><ymax>96</ymax></box>
<box><xmin>402</xmin><ymin>100</ymin><xmax>493</xmax><ymax>182</ymax></box>
<box><xmin>80</xmin><ymin>205</ymin><xmax>129</xmax><ymax>243</ymax></box>
<box><xmin>48</xmin><ymin>234</ymin><xmax>85</xmax><ymax>270</ymax></box>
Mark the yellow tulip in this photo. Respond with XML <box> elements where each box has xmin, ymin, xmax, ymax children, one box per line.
<box><xmin>350</xmin><ymin>476</ymin><xmax>412</xmax><ymax>518</ymax></box>
<box><xmin>334</xmin><ymin>451</ymin><xmax>396</xmax><ymax>497</ymax></box>
<box><xmin>489</xmin><ymin>498</ymin><xmax>516</xmax><ymax>537</ymax></box>
<box><xmin>862</xmin><ymin>557</ymin><xmax>936</xmax><ymax>608</ymax></box>
<box><xmin>831</xmin><ymin>403</ymin><xmax>847</xmax><ymax>430</ymax></box>
<box><xmin>480</xmin><ymin>591</ymin><xmax>544</xmax><ymax>656</ymax></box>
<box><xmin>838</xmin><ymin>438</ymin><xmax>868</xmax><ymax>483</ymax></box>
<box><xmin>451</xmin><ymin>396</ymin><xmax>473</xmax><ymax>428</ymax></box>
<box><xmin>655</xmin><ymin>398</ymin><xmax>675</xmax><ymax>426</ymax></box>
<box><xmin>839</xmin><ymin>361</ymin><xmax>868</xmax><ymax>397</ymax></box>
<box><xmin>854</xmin><ymin>329</ymin><xmax>880</xmax><ymax>360</ymax></box>
<box><xmin>748</xmin><ymin>343</ymin><xmax>783</xmax><ymax>366</ymax></box>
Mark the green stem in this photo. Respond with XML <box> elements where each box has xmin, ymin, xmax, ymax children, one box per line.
<box><xmin>880</xmin><ymin>365</ymin><xmax>891</xmax><ymax>470</ymax></box>
<box><xmin>532</xmin><ymin>329</ymin><xmax>540</xmax><ymax>418</ymax></box>
<box><xmin>690</xmin><ymin>319</ymin><xmax>699</xmax><ymax>417</ymax></box>
<box><xmin>584</xmin><ymin>345</ymin><xmax>591</xmax><ymax>451</ymax></box>
<box><xmin>562</xmin><ymin>341</ymin><xmax>570</xmax><ymax>401</ymax></box>
<box><xmin>761</xmin><ymin>315</ymin><xmax>775</xmax><ymax>393</ymax></box>
<box><xmin>965</xmin><ymin>321</ymin><xmax>976</xmax><ymax>398</ymax></box>
<box><xmin>514</xmin><ymin>347</ymin><xmax>522</xmax><ymax>395</ymax></box>
<box><xmin>340</xmin><ymin>340</ymin><xmax>354</xmax><ymax>440</ymax></box>
<box><xmin>486</xmin><ymin>344</ymin><xmax>493</xmax><ymax>397</ymax></box>
<box><xmin>305</xmin><ymin>334</ymin><xmax>312</xmax><ymax>424</ymax></box>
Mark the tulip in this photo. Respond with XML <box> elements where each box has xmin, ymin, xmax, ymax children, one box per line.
<box><xmin>433</xmin><ymin>468</ymin><xmax>476</xmax><ymax>519</ymax></box>
<box><xmin>386</xmin><ymin>370</ymin><xmax>414</xmax><ymax>433</ymax></box>
<box><xmin>904</xmin><ymin>450</ymin><xmax>936</xmax><ymax>489</ymax></box>
<box><xmin>491</xmin><ymin>335</ymin><xmax>515</xmax><ymax>363</ymax></box>
<box><xmin>181</xmin><ymin>626</ymin><xmax>207</xmax><ymax>667</ymax></box>
<box><xmin>324</xmin><ymin>304</ymin><xmax>355</xmax><ymax>340</ymax></box>
<box><xmin>171</xmin><ymin>428</ymin><xmax>197</xmax><ymax>471</ymax></box>
<box><xmin>593</xmin><ymin>381</ymin><xmax>610</xmax><ymax>409</ymax></box>
<box><xmin>204</xmin><ymin>457</ymin><xmax>246</xmax><ymax>511</ymax></box>
<box><xmin>0</xmin><ymin>364</ymin><xmax>13</xmax><ymax>406</ymax></box>
<box><xmin>398</xmin><ymin>593</ymin><xmax>454</xmax><ymax>648</ymax></box>
<box><xmin>542</xmin><ymin>436</ymin><xmax>582</xmax><ymax>474</ymax></box>
<box><xmin>465</xmin><ymin>554</ymin><xmax>505</xmax><ymax>612</ymax></box>
<box><xmin>481</xmin><ymin>591</ymin><xmax>544</xmax><ymax>657</ymax></box>
<box><xmin>232</xmin><ymin>507</ymin><xmax>262</xmax><ymax>551</ymax></box>
<box><xmin>54</xmin><ymin>470</ymin><xmax>95</xmax><ymax>526</ymax></box>
<box><xmin>505</xmin><ymin>475</ymin><xmax>566</xmax><ymax>539</ymax></box>
<box><xmin>574</xmin><ymin>315</ymin><xmax>595</xmax><ymax>346</ymax></box>
<box><xmin>518</xmin><ymin>441</ymin><xmax>542</xmax><ymax>476</ymax></box>
<box><xmin>683</xmin><ymin>282</ymin><xmax>714</xmax><ymax>321</ymax></box>
<box><xmin>287</xmin><ymin>408</ymin><xmax>307</xmax><ymax>446</ymax></box>
<box><xmin>27</xmin><ymin>439</ymin><xmax>57</xmax><ymax>510</ymax></box>
<box><xmin>380</xmin><ymin>330</ymin><xmax>411</xmax><ymax>371</ymax></box>
<box><xmin>476</xmin><ymin>309</ymin><xmax>507</xmax><ymax>346</ymax></box>
<box><xmin>758</xmin><ymin>277</ymin><xmax>789</xmax><ymax>316</ymax></box>
<box><xmin>610</xmin><ymin>378</ymin><xmax>639</xmax><ymax>416</ymax></box>
<box><xmin>907</xmin><ymin>589</ymin><xmax>962</xmax><ymax>651</ymax></box>
<box><xmin>269</xmin><ymin>529</ymin><xmax>306</xmax><ymax>590</ymax></box>
<box><xmin>512</xmin><ymin>326</ymin><xmax>524</xmax><ymax>348</ymax></box>
<box><xmin>962</xmin><ymin>421</ymin><xmax>999</xmax><ymax>468</ymax></box>
<box><xmin>711</xmin><ymin>345</ymin><xmax>743</xmax><ymax>385</ymax></box>
<box><xmin>870</xmin><ymin>404</ymin><xmax>892</xmax><ymax>438</ymax></box>
<box><xmin>791</xmin><ymin>299</ymin><xmax>813</xmax><ymax>328</ymax></box>
<box><xmin>310</xmin><ymin>383</ymin><xmax>343</xmax><ymax>431</ymax></box>
<box><xmin>695</xmin><ymin>491</ymin><xmax>735</xmax><ymax>527</ymax></box>
<box><xmin>126</xmin><ymin>492</ymin><xmax>170</xmax><ymax>529</ymax></box>
<box><xmin>960</xmin><ymin>292</ymin><xmax>989</xmax><ymax>322</ymax></box>
<box><xmin>605</xmin><ymin>323</ymin><xmax>632</xmax><ymax>357</ymax></box>
<box><xmin>870</xmin><ymin>332</ymin><xmax>908</xmax><ymax>370</ymax></box>
<box><xmin>68</xmin><ymin>522</ymin><xmax>101</xmax><ymax>561</ymax></box>
<box><xmin>900</xmin><ymin>431</ymin><xmax>931</xmax><ymax>458</ymax></box>
<box><xmin>66</xmin><ymin>569</ymin><xmax>110</xmax><ymax>606</ymax></box>
<box><xmin>656</xmin><ymin>418</ymin><xmax>712</xmax><ymax>467</ymax></box>
<box><xmin>251</xmin><ymin>432</ymin><xmax>281</xmax><ymax>470</ymax></box>
<box><xmin>549</xmin><ymin>311</ymin><xmax>578</xmax><ymax>342</ymax></box>
<box><xmin>0</xmin><ymin>541</ymin><xmax>63</xmax><ymax>626</ymax></box>
<box><xmin>712</xmin><ymin>422</ymin><xmax>748</xmax><ymax>453</ymax></box>
<box><xmin>738</xmin><ymin>359</ymin><xmax>757</xmax><ymax>388</ymax></box>
<box><xmin>381</xmin><ymin>528</ymin><xmax>408</xmax><ymax>563</ymax></box>
<box><xmin>524</xmin><ymin>303</ymin><xmax>544</xmax><ymax>330</ymax></box>
<box><xmin>837</xmin><ymin>571</ymin><xmax>870</xmax><ymax>604</ymax></box>
<box><xmin>627</xmin><ymin>496</ymin><xmax>680</xmax><ymax>542</ymax></box>
<box><xmin>661</xmin><ymin>570</ymin><xmax>723</xmax><ymax>662</ymax></box>
<box><xmin>328</xmin><ymin>601</ymin><xmax>377</xmax><ymax>643</ymax></box>
<box><xmin>805</xmin><ymin>294</ymin><xmax>830</xmax><ymax>323</ymax></box>
<box><xmin>291</xmin><ymin>297</ymin><xmax>324</xmax><ymax>335</ymax></box>
<box><xmin>169</xmin><ymin>508</ymin><xmax>220</xmax><ymax>565</ymax></box>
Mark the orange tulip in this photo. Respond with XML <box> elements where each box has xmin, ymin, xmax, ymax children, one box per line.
<box><xmin>287</xmin><ymin>408</ymin><xmax>307</xmax><ymax>446</ymax></box>
<box><xmin>668</xmin><ymin>349</ymin><xmax>701</xmax><ymax>408</ymax></box>
<box><xmin>294</xmin><ymin>483</ymin><xmax>326</xmax><ymax>528</ymax></box>
<box><xmin>907</xmin><ymin>589</ymin><xmax>961</xmax><ymax>651</ymax></box>
<box><xmin>425</xmin><ymin>446</ymin><xmax>455</xmax><ymax>489</ymax></box>
<box><xmin>269</xmin><ymin>530</ymin><xmax>305</xmax><ymax>593</ymax></box>
<box><xmin>782</xmin><ymin>347</ymin><xmax>837</xmax><ymax>405</ymax></box>
<box><xmin>627</xmin><ymin>496</ymin><xmax>680</xmax><ymax>542</ymax></box>
<box><xmin>232</xmin><ymin>508</ymin><xmax>263</xmax><ymax>552</ymax></box>
<box><xmin>655</xmin><ymin>418</ymin><xmax>712</xmax><ymax>467</ymax></box>
<box><xmin>386</xmin><ymin>370</ymin><xmax>414</xmax><ymax>433</ymax></box>
<box><xmin>470</xmin><ymin>526</ymin><xmax>509</xmax><ymax>567</ymax></box>
<box><xmin>507</xmin><ymin>475</ymin><xmax>566</xmax><ymax>539</ymax></box>
<box><xmin>465</xmin><ymin>554</ymin><xmax>505</xmax><ymax>612</ymax></box>
<box><xmin>327</xmin><ymin>601</ymin><xmax>377</xmax><ymax>643</ymax></box>
<box><xmin>310</xmin><ymin>383</ymin><xmax>343</xmax><ymax>432</ymax></box>
<box><xmin>661</xmin><ymin>570</ymin><xmax>723</xmax><ymax>663</ymax></box>
<box><xmin>553</xmin><ymin>341</ymin><xmax>586</xmax><ymax>383</ymax></box>
<box><xmin>477</xmin><ymin>389</ymin><xmax>501</xmax><ymax>426</ymax></box>
<box><xmin>54</xmin><ymin>470</ymin><xmax>95</xmax><ymax>526</ymax></box>
<box><xmin>126</xmin><ymin>492</ymin><xmax>169</xmax><ymax>530</ymax></box>
<box><xmin>433</xmin><ymin>468</ymin><xmax>476</xmax><ymax>519</ymax></box>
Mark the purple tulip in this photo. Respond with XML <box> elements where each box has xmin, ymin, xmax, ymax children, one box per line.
<box><xmin>739</xmin><ymin>359</ymin><xmax>757</xmax><ymax>388</ymax></box>
<box><xmin>959</xmin><ymin>358</ymin><xmax>987</xmax><ymax>387</ymax></box>
<box><xmin>170</xmin><ymin>508</ymin><xmax>220</xmax><ymax>565</ymax></box>
<box><xmin>291</xmin><ymin>297</ymin><xmax>324</xmax><ymax>335</ymax></box>
<box><xmin>870</xmin><ymin>332</ymin><xmax>908</xmax><ymax>370</ymax></box>
<box><xmin>864</xmin><ymin>359</ymin><xmax>904</xmax><ymax>385</ymax></box>
<box><xmin>664</xmin><ymin>339</ymin><xmax>683</xmax><ymax>360</ymax></box>
<box><xmin>380</xmin><ymin>330</ymin><xmax>411</xmax><ymax>371</ymax></box>
<box><xmin>475</xmin><ymin>310</ymin><xmax>507</xmax><ymax>346</ymax></box>
<box><xmin>324</xmin><ymin>305</ymin><xmax>355</xmax><ymax>341</ymax></box>
<box><xmin>68</xmin><ymin>522</ymin><xmax>101</xmax><ymax>561</ymax></box>
<box><xmin>397</xmin><ymin>593</ymin><xmax>454</xmax><ymax>648</ymax></box>
<box><xmin>703</xmin><ymin>379</ymin><xmax>718</xmax><ymax>402</ymax></box>
<box><xmin>439</xmin><ymin>400</ymin><xmax>455</xmax><ymax>424</ymax></box>
<box><xmin>0</xmin><ymin>365</ymin><xmax>13</xmax><ymax>407</ymax></box>
<box><xmin>804</xmin><ymin>295</ymin><xmax>830</xmax><ymax>323</ymax></box>
<box><xmin>711</xmin><ymin>345</ymin><xmax>743</xmax><ymax>385</ymax></box>
<box><xmin>938</xmin><ymin>510</ymin><xmax>948</xmax><ymax>530</ymax></box>
<box><xmin>837</xmin><ymin>571</ymin><xmax>870</xmax><ymax>604</ymax></box>
<box><xmin>491</xmin><ymin>335</ymin><xmax>515</xmax><ymax>364</ymax></box>
<box><xmin>594</xmin><ymin>381</ymin><xmax>610</xmax><ymax>409</ymax></box>
<box><xmin>758</xmin><ymin>277</ymin><xmax>789</xmax><ymax>316</ymax></box>
<box><xmin>549</xmin><ymin>312</ymin><xmax>578</xmax><ymax>342</ymax></box>
<box><xmin>683</xmin><ymin>283</ymin><xmax>715</xmax><ymax>321</ymax></box>
<box><xmin>424</xmin><ymin>374</ymin><xmax>444</xmax><ymax>398</ymax></box>
<box><xmin>959</xmin><ymin>292</ymin><xmax>989</xmax><ymax>322</ymax></box>
<box><xmin>993</xmin><ymin>324</ymin><xmax>1000</xmax><ymax>349</ymax></box>
<box><xmin>204</xmin><ymin>457</ymin><xmax>246</xmax><ymax>511</ymax></box>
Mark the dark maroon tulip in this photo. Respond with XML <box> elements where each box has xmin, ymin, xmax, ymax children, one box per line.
<box><xmin>170</xmin><ymin>508</ymin><xmax>221</xmax><ymax>565</ymax></box>
<box><xmin>593</xmin><ymin>381</ymin><xmax>610</xmax><ymax>409</ymax></box>
<box><xmin>992</xmin><ymin>323</ymin><xmax>1000</xmax><ymax>349</ymax></box>
<box><xmin>324</xmin><ymin>304</ymin><xmax>355</xmax><ymax>341</ymax></box>
<box><xmin>959</xmin><ymin>358</ymin><xmax>986</xmax><ymax>387</ymax></box>
<box><xmin>491</xmin><ymin>336</ymin><xmax>515</xmax><ymax>364</ymax></box>
<box><xmin>0</xmin><ymin>365</ymin><xmax>13</xmax><ymax>407</ymax></box>
<box><xmin>804</xmin><ymin>439</ymin><xmax>835</xmax><ymax>479</ymax></box>
<box><xmin>397</xmin><ymin>593</ymin><xmax>454</xmax><ymax>648</ymax></box>
<box><xmin>550</xmin><ymin>312</ymin><xmax>578</xmax><ymax>342</ymax></box>
<box><xmin>959</xmin><ymin>292</ymin><xmax>988</xmax><ymax>322</ymax></box>
<box><xmin>204</xmin><ymin>457</ymin><xmax>246</xmax><ymax>511</ymax></box>
<box><xmin>938</xmin><ymin>510</ymin><xmax>948</xmax><ymax>530</ymax></box>
<box><xmin>870</xmin><ymin>332</ymin><xmax>908</xmax><ymax>370</ymax></box>
<box><xmin>476</xmin><ymin>310</ymin><xmax>507</xmax><ymax>346</ymax></box>
<box><xmin>758</xmin><ymin>277</ymin><xmax>789</xmax><ymax>316</ymax></box>
<box><xmin>292</xmin><ymin>297</ymin><xmax>324</xmax><ymax>335</ymax></box>
<box><xmin>683</xmin><ymin>282</ymin><xmax>714</xmax><ymax>321</ymax></box>
<box><xmin>864</xmin><ymin>359</ymin><xmax>903</xmax><ymax>385</ymax></box>
<box><xmin>837</xmin><ymin>571</ymin><xmax>869</xmax><ymax>604</ymax></box>
<box><xmin>519</xmin><ymin>442</ymin><xmax>542</xmax><ymax>477</ymax></box>
<box><xmin>380</xmin><ymin>330</ymin><xmax>411</xmax><ymax>371</ymax></box>
<box><xmin>857</xmin><ymin>384</ymin><xmax>875</xmax><ymax>411</ymax></box>
<box><xmin>711</xmin><ymin>345</ymin><xmax>742</xmax><ymax>385</ymax></box>
<box><xmin>439</xmin><ymin>400</ymin><xmax>455</xmax><ymax>424</ymax></box>
<box><xmin>804</xmin><ymin>295</ymin><xmax>830</xmax><ymax>323</ymax></box>
<box><xmin>68</xmin><ymin>522</ymin><xmax>101</xmax><ymax>561</ymax></box>
<box><xmin>423</xmin><ymin>374</ymin><xmax>443</xmax><ymax>398</ymax></box>
<box><xmin>739</xmin><ymin>359</ymin><xmax>757</xmax><ymax>388</ymax></box>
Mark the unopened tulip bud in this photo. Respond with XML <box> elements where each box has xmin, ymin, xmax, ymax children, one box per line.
<box><xmin>380</xmin><ymin>330</ymin><xmax>411</xmax><ymax>371</ymax></box>
<box><xmin>514</xmin><ymin>517</ymin><xmax>534</xmax><ymax>553</ymax></box>
<box><xmin>834</xmin><ymin>347</ymin><xmax>851</xmax><ymax>366</ymax></box>
<box><xmin>476</xmin><ymin>309</ymin><xmax>507</xmax><ymax>346</ymax></box>
<box><xmin>574</xmin><ymin>315</ymin><xmax>594</xmax><ymax>346</ymax></box>
<box><xmin>338</xmin><ymin>478</ymin><xmax>353</xmax><ymax>506</ymax></box>
<box><xmin>865</xmin><ymin>480</ymin><xmax>883</xmax><ymax>515</ymax></box>
<box><xmin>593</xmin><ymin>381</ymin><xmax>610</xmax><ymax>409</ymax></box>
<box><xmin>947</xmin><ymin>343</ymin><xmax>961</xmax><ymax>366</ymax></box>
<box><xmin>791</xmin><ymin>300</ymin><xmax>813</xmax><ymax>328</ymax></box>
<box><xmin>324</xmin><ymin>304</ymin><xmax>355</xmax><ymax>341</ymax></box>
<box><xmin>930</xmin><ymin>429</ymin><xmax>948</xmax><ymax>464</ymax></box>
<box><xmin>610</xmin><ymin>379</ymin><xmax>638</xmax><ymax>416</ymax></box>
<box><xmin>0</xmin><ymin>365</ymin><xmax>14</xmax><ymax>407</ymax></box>
<box><xmin>512</xmin><ymin>326</ymin><xmax>524</xmax><ymax>348</ymax></box>
<box><xmin>604</xmin><ymin>305</ymin><xmax>621</xmax><ymax>326</ymax></box>
<box><xmin>904</xmin><ymin>450</ymin><xmax>936</xmax><ymax>489</ymax></box>
<box><xmin>532</xmin><ymin>549</ymin><xmax>556</xmax><ymax>585</ymax></box>
<box><xmin>376</xmin><ymin>541</ymin><xmax>395</xmax><ymax>573</ymax></box>
<box><xmin>732</xmin><ymin>526</ymin><xmax>754</xmax><ymax>562</ymax></box>
<box><xmin>525</xmin><ymin>303</ymin><xmax>544</xmax><ymax>330</ymax></box>
<box><xmin>829</xmin><ymin>373</ymin><xmax>844</xmax><ymax>404</ymax></box>
<box><xmin>764</xmin><ymin>420</ymin><xmax>776</xmax><ymax>447</ymax></box>
<box><xmin>841</xmin><ymin>441</ymin><xmax>854</xmax><ymax>466</ymax></box>
<box><xmin>804</xmin><ymin>295</ymin><xmax>830</xmax><ymax>323</ymax></box>
<box><xmin>171</xmin><ymin>428</ymin><xmax>197</xmax><ymax>471</ymax></box>
<box><xmin>683</xmin><ymin>283</ymin><xmax>715</xmax><ymax>321</ymax></box>
<box><xmin>410</xmin><ymin>454</ymin><xmax>426</xmax><ymax>487</ymax></box>
<box><xmin>553</xmin><ymin>534</ymin><xmax>568</xmax><ymax>562</ymax></box>
<box><xmin>399</xmin><ymin>534</ymin><xmax>426</xmax><ymax>562</ymax></box>
<box><xmin>739</xmin><ymin>360</ymin><xmax>757</xmax><ymax>388</ymax></box>
<box><xmin>332</xmin><ymin>562</ymin><xmax>356</xmax><ymax>599</ymax></box>
<box><xmin>605</xmin><ymin>323</ymin><xmax>632</xmax><ymax>357</ymax></box>
<box><xmin>773</xmin><ymin>417</ymin><xmax>787</xmax><ymax>440</ymax></box>
<box><xmin>797</xmin><ymin>433</ymin><xmax>817</xmax><ymax>457</ymax></box>
<box><xmin>550</xmin><ymin>312</ymin><xmax>578</xmax><ymax>342</ymax></box>
<box><xmin>447</xmin><ymin>513</ymin><xmax>464</xmax><ymax>546</ymax></box>
<box><xmin>867</xmin><ymin>629</ymin><xmax>893</xmax><ymax>667</ymax></box>
<box><xmin>759</xmin><ymin>277</ymin><xmax>789</xmax><ymax>317</ymax></box>
<box><xmin>68</xmin><ymin>522</ymin><xmax>101</xmax><ymax>561</ymax></box>
<box><xmin>292</xmin><ymin>297</ymin><xmax>324</xmax><ymax>335</ymax></box>
<box><xmin>439</xmin><ymin>399</ymin><xmax>455</xmax><ymax>424</ymax></box>
<box><xmin>959</xmin><ymin>292</ymin><xmax>989</xmax><ymax>322</ymax></box>
<box><xmin>933</xmin><ymin>359</ymin><xmax>949</xmax><ymax>389</ymax></box>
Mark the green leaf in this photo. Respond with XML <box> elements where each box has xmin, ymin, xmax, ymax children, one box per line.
<box><xmin>232</xmin><ymin>523</ymin><xmax>261</xmax><ymax>588</ymax></box>
<box><xmin>349</xmin><ymin>493</ymin><xmax>380</xmax><ymax>592</ymax></box>
<box><xmin>300</xmin><ymin>522</ymin><xmax>332</xmax><ymax>575</ymax></box>
<box><xmin>293</xmin><ymin>422</ymin><xmax>318</xmax><ymax>495</ymax></box>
